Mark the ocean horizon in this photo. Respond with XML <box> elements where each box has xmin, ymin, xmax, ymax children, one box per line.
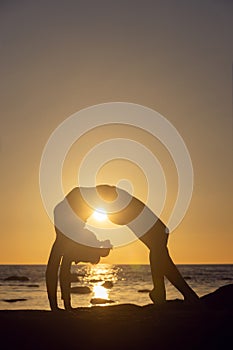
<box><xmin>0</xmin><ymin>264</ymin><xmax>232</xmax><ymax>310</ymax></box>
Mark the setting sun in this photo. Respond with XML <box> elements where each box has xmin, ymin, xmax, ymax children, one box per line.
<box><xmin>93</xmin><ymin>208</ymin><xmax>107</xmax><ymax>222</ymax></box>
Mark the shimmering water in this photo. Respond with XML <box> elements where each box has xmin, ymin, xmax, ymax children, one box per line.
<box><xmin>0</xmin><ymin>264</ymin><xmax>232</xmax><ymax>310</ymax></box>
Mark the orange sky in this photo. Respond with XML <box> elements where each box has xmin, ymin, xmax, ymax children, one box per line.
<box><xmin>1</xmin><ymin>1</ymin><xmax>232</xmax><ymax>264</ymax></box>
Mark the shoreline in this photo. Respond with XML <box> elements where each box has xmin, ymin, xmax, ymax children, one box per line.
<box><xmin>0</xmin><ymin>284</ymin><xmax>232</xmax><ymax>350</ymax></box>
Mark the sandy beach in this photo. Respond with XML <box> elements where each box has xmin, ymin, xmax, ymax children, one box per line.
<box><xmin>0</xmin><ymin>284</ymin><xmax>232</xmax><ymax>350</ymax></box>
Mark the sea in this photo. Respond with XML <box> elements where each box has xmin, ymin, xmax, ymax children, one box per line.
<box><xmin>0</xmin><ymin>264</ymin><xmax>232</xmax><ymax>310</ymax></box>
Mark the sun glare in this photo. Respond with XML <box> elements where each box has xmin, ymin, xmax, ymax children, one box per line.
<box><xmin>93</xmin><ymin>208</ymin><xmax>107</xmax><ymax>221</ymax></box>
<box><xmin>93</xmin><ymin>285</ymin><xmax>109</xmax><ymax>300</ymax></box>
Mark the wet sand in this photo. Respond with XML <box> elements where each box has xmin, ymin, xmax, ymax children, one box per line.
<box><xmin>0</xmin><ymin>284</ymin><xmax>232</xmax><ymax>350</ymax></box>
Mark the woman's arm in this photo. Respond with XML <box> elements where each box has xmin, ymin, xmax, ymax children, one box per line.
<box><xmin>45</xmin><ymin>236</ymin><xmax>63</xmax><ymax>311</ymax></box>
<box><xmin>59</xmin><ymin>255</ymin><xmax>73</xmax><ymax>310</ymax></box>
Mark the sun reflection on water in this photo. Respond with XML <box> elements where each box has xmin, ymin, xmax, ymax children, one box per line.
<box><xmin>86</xmin><ymin>264</ymin><xmax>119</xmax><ymax>284</ymax></box>
<box><xmin>92</xmin><ymin>285</ymin><xmax>109</xmax><ymax>300</ymax></box>
<box><xmin>84</xmin><ymin>264</ymin><xmax>119</xmax><ymax>306</ymax></box>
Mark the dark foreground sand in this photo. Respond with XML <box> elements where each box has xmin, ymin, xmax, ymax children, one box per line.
<box><xmin>0</xmin><ymin>284</ymin><xmax>232</xmax><ymax>350</ymax></box>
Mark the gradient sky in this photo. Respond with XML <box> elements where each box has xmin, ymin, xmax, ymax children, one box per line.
<box><xmin>1</xmin><ymin>0</ymin><xmax>232</xmax><ymax>264</ymax></box>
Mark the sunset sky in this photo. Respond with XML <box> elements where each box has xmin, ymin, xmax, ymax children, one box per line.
<box><xmin>1</xmin><ymin>0</ymin><xmax>232</xmax><ymax>264</ymax></box>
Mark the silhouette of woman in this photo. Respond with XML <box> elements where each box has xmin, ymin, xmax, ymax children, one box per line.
<box><xmin>46</xmin><ymin>185</ymin><xmax>199</xmax><ymax>310</ymax></box>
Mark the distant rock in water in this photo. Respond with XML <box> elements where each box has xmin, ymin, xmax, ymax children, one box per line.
<box><xmin>7</xmin><ymin>284</ymin><xmax>39</xmax><ymax>287</ymax></box>
<box><xmin>138</xmin><ymin>289</ymin><xmax>151</xmax><ymax>293</ymax></box>
<box><xmin>201</xmin><ymin>284</ymin><xmax>233</xmax><ymax>309</ymax></box>
<box><xmin>69</xmin><ymin>273</ymin><xmax>80</xmax><ymax>283</ymax></box>
<box><xmin>3</xmin><ymin>299</ymin><xmax>27</xmax><ymax>303</ymax></box>
<box><xmin>184</xmin><ymin>276</ymin><xmax>192</xmax><ymax>280</ymax></box>
<box><xmin>4</xmin><ymin>276</ymin><xmax>29</xmax><ymax>282</ymax></box>
<box><xmin>90</xmin><ymin>298</ymin><xmax>115</xmax><ymax>305</ymax></box>
<box><xmin>70</xmin><ymin>286</ymin><xmax>91</xmax><ymax>294</ymax></box>
<box><xmin>27</xmin><ymin>284</ymin><xmax>39</xmax><ymax>288</ymax></box>
<box><xmin>102</xmin><ymin>281</ymin><xmax>114</xmax><ymax>289</ymax></box>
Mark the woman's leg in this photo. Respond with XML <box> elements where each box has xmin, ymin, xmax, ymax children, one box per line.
<box><xmin>149</xmin><ymin>246</ymin><xmax>199</xmax><ymax>303</ymax></box>
<box><xmin>149</xmin><ymin>249</ymin><xmax>166</xmax><ymax>304</ymax></box>
<box><xmin>146</xmin><ymin>223</ymin><xmax>199</xmax><ymax>304</ymax></box>
<box><xmin>163</xmin><ymin>248</ymin><xmax>199</xmax><ymax>302</ymax></box>
<box><xmin>141</xmin><ymin>222</ymin><xmax>168</xmax><ymax>304</ymax></box>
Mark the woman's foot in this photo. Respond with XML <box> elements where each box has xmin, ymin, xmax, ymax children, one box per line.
<box><xmin>184</xmin><ymin>291</ymin><xmax>200</xmax><ymax>304</ymax></box>
<box><xmin>149</xmin><ymin>288</ymin><xmax>166</xmax><ymax>305</ymax></box>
